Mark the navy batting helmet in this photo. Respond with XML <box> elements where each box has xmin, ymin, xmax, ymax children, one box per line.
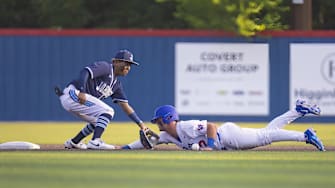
<box><xmin>151</xmin><ymin>105</ymin><xmax>179</xmax><ymax>124</ymax></box>
<box><xmin>112</xmin><ymin>49</ymin><xmax>139</xmax><ymax>66</ymax></box>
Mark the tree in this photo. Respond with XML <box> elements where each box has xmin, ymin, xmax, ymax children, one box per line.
<box><xmin>83</xmin><ymin>0</ymin><xmax>187</xmax><ymax>29</ymax></box>
<box><xmin>34</xmin><ymin>0</ymin><xmax>90</xmax><ymax>28</ymax></box>
<box><xmin>312</xmin><ymin>0</ymin><xmax>335</xmax><ymax>30</ymax></box>
<box><xmin>0</xmin><ymin>0</ymin><xmax>89</xmax><ymax>28</ymax></box>
<box><xmin>3</xmin><ymin>0</ymin><xmax>335</xmax><ymax>32</ymax></box>
<box><xmin>164</xmin><ymin>0</ymin><xmax>289</xmax><ymax>36</ymax></box>
<box><xmin>0</xmin><ymin>0</ymin><xmax>39</xmax><ymax>27</ymax></box>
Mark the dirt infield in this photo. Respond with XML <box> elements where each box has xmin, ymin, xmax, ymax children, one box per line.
<box><xmin>36</xmin><ymin>144</ymin><xmax>335</xmax><ymax>151</ymax></box>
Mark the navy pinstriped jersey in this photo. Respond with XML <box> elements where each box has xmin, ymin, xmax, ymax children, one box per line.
<box><xmin>70</xmin><ymin>61</ymin><xmax>128</xmax><ymax>103</ymax></box>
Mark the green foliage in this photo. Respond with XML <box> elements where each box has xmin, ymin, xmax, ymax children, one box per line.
<box><xmin>0</xmin><ymin>0</ymin><xmax>187</xmax><ymax>29</ymax></box>
<box><xmin>83</xmin><ymin>0</ymin><xmax>187</xmax><ymax>29</ymax></box>
<box><xmin>33</xmin><ymin>0</ymin><xmax>90</xmax><ymax>28</ymax></box>
<box><xmin>312</xmin><ymin>0</ymin><xmax>335</xmax><ymax>29</ymax></box>
<box><xmin>172</xmin><ymin>0</ymin><xmax>289</xmax><ymax>36</ymax></box>
<box><xmin>0</xmin><ymin>0</ymin><xmax>39</xmax><ymax>27</ymax></box>
<box><xmin>0</xmin><ymin>0</ymin><xmax>335</xmax><ymax>35</ymax></box>
<box><xmin>173</xmin><ymin>0</ymin><xmax>233</xmax><ymax>30</ymax></box>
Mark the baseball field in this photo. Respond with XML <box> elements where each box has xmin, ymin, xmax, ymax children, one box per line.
<box><xmin>1</xmin><ymin>122</ymin><xmax>335</xmax><ymax>188</ymax></box>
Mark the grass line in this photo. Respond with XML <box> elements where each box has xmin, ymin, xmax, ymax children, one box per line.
<box><xmin>0</xmin><ymin>151</ymin><xmax>335</xmax><ymax>188</ymax></box>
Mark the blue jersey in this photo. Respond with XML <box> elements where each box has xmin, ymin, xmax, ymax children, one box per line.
<box><xmin>70</xmin><ymin>61</ymin><xmax>128</xmax><ymax>103</ymax></box>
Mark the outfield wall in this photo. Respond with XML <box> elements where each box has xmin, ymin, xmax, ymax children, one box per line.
<box><xmin>0</xmin><ymin>29</ymin><xmax>334</xmax><ymax>123</ymax></box>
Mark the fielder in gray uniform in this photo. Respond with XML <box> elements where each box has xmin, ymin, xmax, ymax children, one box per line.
<box><xmin>57</xmin><ymin>49</ymin><xmax>148</xmax><ymax>150</ymax></box>
<box><xmin>123</xmin><ymin>99</ymin><xmax>325</xmax><ymax>151</ymax></box>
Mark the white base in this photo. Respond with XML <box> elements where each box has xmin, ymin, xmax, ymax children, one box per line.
<box><xmin>0</xmin><ymin>141</ymin><xmax>40</xmax><ymax>150</ymax></box>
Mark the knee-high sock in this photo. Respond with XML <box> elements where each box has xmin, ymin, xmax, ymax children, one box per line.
<box><xmin>92</xmin><ymin>114</ymin><xmax>111</xmax><ymax>140</ymax></box>
<box><xmin>72</xmin><ymin>123</ymin><xmax>95</xmax><ymax>144</ymax></box>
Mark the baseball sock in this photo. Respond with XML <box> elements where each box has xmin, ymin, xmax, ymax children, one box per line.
<box><xmin>92</xmin><ymin>114</ymin><xmax>112</xmax><ymax>140</ymax></box>
<box><xmin>72</xmin><ymin>123</ymin><xmax>95</xmax><ymax>144</ymax></box>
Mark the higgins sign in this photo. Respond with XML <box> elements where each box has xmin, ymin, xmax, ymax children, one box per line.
<box><xmin>290</xmin><ymin>43</ymin><xmax>335</xmax><ymax>116</ymax></box>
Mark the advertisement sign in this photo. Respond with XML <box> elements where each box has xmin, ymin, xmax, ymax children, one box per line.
<box><xmin>175</xmin><ymin>43</ymin><xmax>269</xmax><ymax>115</ymax></box>
<box><xmin>290</xmin><ymin>43</ymin><xmax>335</xmax><ymax>116</ymax></box>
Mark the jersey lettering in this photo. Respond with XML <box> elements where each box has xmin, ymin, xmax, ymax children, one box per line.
<box><xmin>96</xmin><ymin>82</ymin><xmax>113</xmax><ymax>99</ymax></box>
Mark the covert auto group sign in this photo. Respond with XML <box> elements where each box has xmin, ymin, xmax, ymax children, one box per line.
<box><xmin>175</xmin><ymin>42</ymin><xmax>269</xmax><ymax>115</ymax></box>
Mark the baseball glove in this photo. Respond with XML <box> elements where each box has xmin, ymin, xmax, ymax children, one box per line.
<box><xmin>139</xmin><ymin>129</ymin><xmax>160</xmax><ymax>149</ymax></box>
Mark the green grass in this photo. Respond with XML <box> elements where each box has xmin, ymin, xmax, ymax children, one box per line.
<box><xmin>1</xmin><ymin>151</ymin><xmax>335</xmax><ymax>188</ymax></box>
<box><xmin>1</xmin><ymin>122</ymin><xmax>335</xmax><ymax>188</ymax></box>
